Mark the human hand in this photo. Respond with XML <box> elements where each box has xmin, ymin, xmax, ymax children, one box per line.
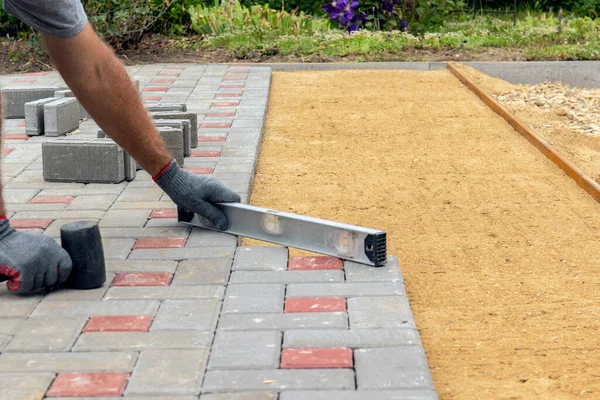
<box><xmin>153</xmin><ymin>160</ymin><xmax>241</xmax><ymax>230</ymax></box>
<box><xmin>0</xmin><ymin>217</ymin><xmax>73</xmax><ymax>295</ymax></box>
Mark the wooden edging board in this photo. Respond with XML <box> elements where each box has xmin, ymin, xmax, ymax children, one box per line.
<box><xmin>447</xmin><ymin>62</ymin><xmax>600</xmax><ymax>203</ymax></box>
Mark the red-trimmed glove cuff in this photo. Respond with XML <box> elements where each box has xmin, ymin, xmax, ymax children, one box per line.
<box><xmin>152</xmin><ymin>160</ymin><xmax>174</xmax><ymax>181</ymax></box>
<box><xmin>0</xmin><ymin>216</ymin><xmax>7</xmax><ymax>221</ymax></box>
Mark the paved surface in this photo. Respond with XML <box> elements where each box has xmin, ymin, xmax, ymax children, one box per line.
<box><xmin>0</xmin><ymin>64</ymin><xmax>436</xmax><ymax>399</ymax></box>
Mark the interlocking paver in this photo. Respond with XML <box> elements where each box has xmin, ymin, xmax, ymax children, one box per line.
<box><xmin>112</xmin><ymin>272</ymin><xmax>173</xmax><ymax>286</ymax></box>
<box><xmin>286</xmin><ymin>282</ymin><xmax>406</xmax><ymax>297</ymax></box>
<box><xmin>280</xmin><ymin>348</ymin><xmax>352</xmax><ymax>369</ymax></box>
<box><xmin>232</xmin><ymin>246</ymin><xmax>288</xmax><ymax>271</ymax></box>
<box><xmin>344</xmin><ymin>256</ymin><xmax>403</xmax><ymax>282</ymax></box>
<box><xmin>105</xmin><ymin>259</ymin><xmax>178</xmax><ymax>273</ymax></box>
<box><xmin>222</xmin><ymin>284</ymin><xmax>284</xmax><ymax>314</ymax></box>
<box><xmin>0</xmin><ymin>373</ymin><xmax>55</xmax><ymax>400</ymax></box>
<box><xmin>73</xmin><ymin>330</ymin><xmax>213</xmax><ymax>351</ymax></box>
<box><xmin>126</xmin><ymin>349</ymin><xmax>208</xmax><ymax>396</ymax></box>
<box><xmin>279</xmin><ymin>391</ymin><xmax>439</xmax><ymax>400</ymax></box>
<box><xmin>201</xmin><ymin>393</ymin><xmax>277</xmax><ymax>400</ymax></box>
<box><xmin>133</xmin><ymin>237</ymin><xmax>187</xmax><ymax>249</ymax></box>
<box><xmin>219</xmin><ymin>312</ymin><xmax>348</xmax><ymax>331</ymax></box>
<box><xmin>4</xmin><ymin>316</ymin><xmax>87</xmax><ymax>353</ymax></box>
<box><xmin>105</xmin><ymin>285</ymin><xmax>224</xmax><ymax>300</ymax></box>
<box><xmin>32</xmin><ymin>300</ymin><xmax>160</xmax><ymax>317</ymax></box>
<box><xmin>288</xmin><ymin>256</ymin><xmax>343</xmax><ymax>270</ymax></box>
<box><xmin>83</xmin><ymin>316</ymin><xmax>153</xmax><ymax>332</ymax></box>
<box><xmin>151</xmin><ymin>299</ymin><xmax>221</xmax><ymax>330</ymax></box>
<box><xmin>285</xmin><ymin>297</ymin><xmax>346</xmax><ymax>313</ymax></box>
<box><xmin>348</xmin><ymin>296</ymin><xmax>416</xmax><ymax>329</ymax></box>
<box><xmin>172</xmin><ymin>258</ymin><xmax>232</xmax><ymax>285</ymax></box>
<box><xmin>46</xmin><ymin>372</ymin><xmax>129</xmax><ymax>397</ymax></box>
<box><xmin>229</xmin><ymin>270</ymin><xmax>344</xmax><ymax>284</ymax></box>
<box><xmin>283</xmin><ymin>328</ymin><xmax>422</xmax><ymax>348</ymax></box>
<box><xmin>0</xmin><ymin>352</ymin><xmax>137</xmax><ymax>372</ymax></box>
<box><xmin>208</xmin><ymin>331</ymin><xmax>281</xmax><ymax>370</ymax></box>
<box><xmin>128</xmin><ymin>247</ymin><xmax>234</xmax><ymax>260</ymax></box>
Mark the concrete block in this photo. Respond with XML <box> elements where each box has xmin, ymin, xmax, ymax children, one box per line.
<box><xmin>129</xmin><ymin>247</ymin><xmax>234</xmax><ymax>260</ymax></box>
<box><xmin>0</xmin><ymin>373</ymin><xmax>55</xmax><ymax>399</ymax></box>
<box><xmin>348</xmin><ymin>296</ymin><xmax>416</xmax><ymax>329</ymax></box>
<box><xmin>355</xmin><ymin>347</ymin><xmax>434</xmax><ymax>390</ymax></box>
<box><xmin>24</xmin><ymin>98</ymin><xmax>57</xmax><ymax>136</ymax></box>
<box><xmin>104</xmin><ymin>285</ymin><xmax>224</xmax><ymax>300</ymax></box>
<box><xmin>151</xmin><ymin>111</ymin><xmax>198</xmax><ymax>148</ymax></box>
<box><xmin>42</xmin><ymin>138</ymin><xmax>125</xmax><ymax>183</ymax></box>
<box><xmin>286</xmin><ymin>282</ymin><xmax>406</xmax><ymax>298</ymax></box>
<box><xmin>222</xmin><ymin>284</ymin><xmax>284</xmax><ymax>314</ymax></box>
<box><xmin>280</xmin><ymin>391</ymin><xmax>438</xmax><ymax>400</ymax></box>
<box><xmin>172</xmin><ymin>258</ymin><xmax>232</xmax><ymax>285</ymax></box>
<box><xmin>283</xmin><ymin>328</ymin><xmax>422</xmax><ymax>348</ymax></box>
<box><xmin>158</xmin><ymin>126</ymin><xmax>185</xmax><ymax>167</ymax></box>
<box><xmin>218</xmin><ymin>312</ymin><xmax>348</xmax><ymax>331</ymax></box>
<box><xmin>0</xmin><ymin>319</ymin><xmax>23</xmax><ymax>335</ymax></box>
<box><xmin>124</xmin><ymin>151</ymin><xmax>136</xmax><ymax>181</ymax></box>
<box><xmin>1</xmin><ymin>86</ymin><xmax>60</xmax><ymax>118</ymax></box>
<box><xmin>43</xmin><ymin>97</ymin><xmax>80</xmax><ymax>136</ymax></box>
<box><xmin>208</xmin><ymin>331</ymin><xmax>281</xmax><ymax>370</ymax></box>
<box><xmin>344</xmin><ymin>256</ymin><xmax>403</xmax><ymax>282</ymax></box>
<box><xmin>229</xmin><ymin>270</ymin><xmax>344</xmax><ymax>284</ymax></box>
<box><xmin>73</xmin><ymin>331</ymin><xmax>212</xmax><ymax>351</ymax></box>
<box><xmin>0</xmin><ymin>286</ymin><xmax>41</xmax><ymax>317</ymax></box>
<box><xmin>0</xmin><ymin>352</ymin><xmax>137</xmax><ymax>372</ymax></box>
<box><xmin>151</xmin><ymin>299</ymin><xmax>221</xmax><ymax>331</ymax></box>
<box><xmin>126</xmin><ymin>349</ymin><xmax>208</xmax><ymax>396</ymax></box>
<box><xmin>54</xmin><ymin>89</ymin><xmax>73</xmax><ymax>97</ymax></box>
<box><xmin>203</xmin><ymin>369</ymin><xmax>355</xmax><ymax>392</ymax></box>
<box><xmin>186</xmin><ymin>229</ymin><xmax>238</xmax><ymax>248</ymax></box>
<box><xmin>4</xmin><ymin>316</ymin><xmax>87</xmax><ymax>353</ymax></box>
<box><xmin>147</xmin><ymin>103</ymin><xmax>187</xmax><ymax>112</ymax></box>
<box><xmin>99</xmin><ymin>210</ymin><xmax>150</xmax><ymax>228</ymax></box>
<box><xmin>155</xmin><ymin>119</ymin><xmax>191</xmax><ymax>157</ymax></box>
<box><xmin>31</xmin><ymin>300</ymin><xmax>159</xmax><ymax>317</ymax></box>
<box><xmin>232</xmin><ymin>246</ymin><xmax>288</xmax><ymax>271</ymax></box>
<box><xmin>201</xmin><ymin>393</ymin><xmax>277</xmax><ymax>400</ymax></box>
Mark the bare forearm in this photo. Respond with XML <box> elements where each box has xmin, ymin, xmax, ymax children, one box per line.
<box><xmin>42</xmin><ymin>25</ymin><xmax>171</xmax><ymax>176</ymax></box>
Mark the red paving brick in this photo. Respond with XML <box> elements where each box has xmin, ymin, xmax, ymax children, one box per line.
<box><xmin>17</xmin><ymin>121</ymin><xmax>26</xmax><ymax>127</ymax></box>
<box><xmin>220</xmin><ymin>85</ymin><xmax>245</xmax><ymax>89</ymax></box>
<box><xmin>143</xmin><ymin>87</ymin><xmax>169</xmax><ymax>92</ymax></box>
<box><xmin>285</xmin><ymin>297</ymin><xmax>346</xmax><ymax>313</ymax></box>
<box><xmin>1</xmin><ymin>148</ymin><xmax>14</xmax><ymax>155</ymax></box>
<box><xmin>211</xmin><ymin>102</ymin><xmax>239</xmax><ymax>107</ymax></box>
<box><xmin>10</xmin><ymin>218</ymin><xmax>53</xmax><ymax>229</ymax></box>
<box><xmin>190</xmin><ymin>151</ymin><xmax>221</xmax><ymax>158</ymax></box>
<box><xmin>158</xmin><ymin>72</ymin><xmax>180</xmax><ymax>77</ymax></box>
<box><xmin>280</xmin><ymin>348</ymin><xmax>353</xmax><ymax>369</ymax></box>
<box><xmin>207</xmin><ymin>112</ymin><xmax>236</xmax><ymax>118</ymax></box>
<box><xmin>112</xmin><ymin>272</ymin><xmax>173</xmax><ymax>287</ymax></box>
<box><xmin>198</xmin><ymin>136</ymin><xmax>227</xmax><ymax>142</ymax></box>
<box><xmin>200</xmin><ymin>123</ymin><xmax>231</xmax><ymax>129</ymax></box>
<box><xmin>83</xmin><ymin>316</ymin><xmax>153</xmax><ymax>333</ymax></box>
<box><xmin>288</xmin><ymin>256</ymin><xmax>343</xmax><ymax>270</ymax></box>
<box><xmin>216</xmin><ymin>93</ymin><xmax>242</xmax><ymax>98</ymax></box>
<box><xmin>143</xmin><ymin>96</ymin><xmax>163</xmax><ymax>101</ymax></box>
<box><xmin>185</xmin><ymin>168</ymin><xmax>214</xmax><ymax>174</ymax></box>
<box><xmin>28</xmin><ymin>196</ymin><xmax>74</xmax><ymax>204</ymax></box>
<box><xmin>152</xmin><ymin>78</ymin><xmax>175</xmax><ymax>84</ymax></box>
<box><xmin>223</xmin><ymin>77</ymin><xmax>247</xmax><ymax>81</ymax></box>
<box><xmin>3</xmin><ymin>134</ymin><xmax>29</xmax><ymax>140</ymax></box>
<box><xmin>133</xmin><ymin>237</ymin><xmax>186</xmax><ymax>249</ymax></box>
<box><xmin>149</xmin><ymin>209</ymin><xmax>178</xmax><ymax>219</ymax></box>
<box><xmin>46</xmin><ymin>373</ymin><xmax>129</xmax><ymax>397</ymax></box>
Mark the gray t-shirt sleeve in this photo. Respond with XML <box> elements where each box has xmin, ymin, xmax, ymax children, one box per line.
<box><xmin>2</xmin><ymin>0</ymin><xmax>87</xmax><ymax>38</ymax></box>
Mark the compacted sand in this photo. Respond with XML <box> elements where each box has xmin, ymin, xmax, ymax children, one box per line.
<box><xmin>246</xmin><ymin>69</ymin><xmax>600</xmax><ymax>399</ymax></box>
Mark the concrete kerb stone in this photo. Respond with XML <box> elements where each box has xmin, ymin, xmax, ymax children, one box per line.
<box><xmin>43</xmin><ymin>97</ymin><xmax>80</xmax><ymax>136</ymax></box>
<box><xmin>1</xmin><ymin>86</ymin><xmax>62</xmax><ymax>118</ymax></box>
<box><xmin>151</xmin><ymin>111</ymin><xmax>198</xmax><ymax>148</ymax></box>
<box><xmin>24</xmin><ymin>98</ymin><xmax>57</xmax><ymax>136</ymax></box>
<box><xmin>155</xmin><ymin>119</ymin><xmax>192</xmax><ymax>157</ymax></box>
<box><xmin>158</xmin><ymin>127</ymin><xmax>185</xmax><ymax>167</ymax></box>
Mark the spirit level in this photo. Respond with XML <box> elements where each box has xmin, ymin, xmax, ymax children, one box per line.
<box><xmin>177</xmin><ymin>204</ymin><xmax>387</xmax><ymax>267</ymax></box>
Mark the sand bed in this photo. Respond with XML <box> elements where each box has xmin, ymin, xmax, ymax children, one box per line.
<box><xmin>246</xmin><ymin>69</ymin><xmax>600</xmax><ymax>399</ymax></box>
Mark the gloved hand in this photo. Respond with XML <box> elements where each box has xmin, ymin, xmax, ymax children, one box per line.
<box><xmin>153</xmin><ymin>160</ymin><xmax>241</xmax><ymax>230</ymax></box>
<box><xmin>0</xmin><ymin>217</ymin><xmax>73</xmax><ymax>295</ymax></box>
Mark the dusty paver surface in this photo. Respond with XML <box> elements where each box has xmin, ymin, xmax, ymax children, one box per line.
<box><xmin>248</xmin><ymin>69</ymin><xmax>600</xmax><ymax>399</ymax></box>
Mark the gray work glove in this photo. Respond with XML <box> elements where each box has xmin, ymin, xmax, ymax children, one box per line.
<box><xmin>153</xmin><ymin>160</ymin><xmax>241</xmax><ymax>230</ymax></box>
<box><xmin>0</xmin><ymin>218</ymin><xmax>72</xmax><ymax>295</ymax></box>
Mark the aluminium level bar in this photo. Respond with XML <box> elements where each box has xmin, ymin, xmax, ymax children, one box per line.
<box><xmin>178</xmin><ymin>203</ymin><xmax>387</xmax><ymax>267</ymax></box>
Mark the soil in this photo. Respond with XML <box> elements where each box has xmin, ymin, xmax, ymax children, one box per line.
<box><xmin>454</xmin><ymin>64</ymin><xmax>600</xmax><ymax>184</ymax></box>
<box><xmin>246</xmin><ymin>69</ymin><xmax>600</xmax><ymax>399</ymax></box>
<box><xmin>0</xmin><ymin>37</ymin><xmax>524</xmax><ymax>75</ymax></box>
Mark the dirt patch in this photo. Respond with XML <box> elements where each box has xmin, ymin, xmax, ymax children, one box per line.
<box><xmin>454</xmin><ymin>64</ymin><xmax>600</xmax><ymax>184</ymax></box>
<box><xmin>247</xmin><ymin>69</ymin><xmax>600</xmax><ymax>399</ymax></box>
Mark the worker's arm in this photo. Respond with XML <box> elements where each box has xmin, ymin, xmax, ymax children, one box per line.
<box><xmin>42</xmin><ymin>25</ymin><xmax>241</xmax><ymax>229</ymax></box>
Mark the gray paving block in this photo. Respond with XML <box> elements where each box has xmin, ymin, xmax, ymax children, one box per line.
<box><xmin>54</xmin><ymin>89</ymin><xmax>73</xmax><ymax>97</ymax></box>
<box><xmin>42</xmin><ymin>138</ymin><xmax>126</xmax><ymax>183</ymax></box>
<box><xmin>280</xmin><ymin>391</ymin><xmax>438</xmax><ymax>400</ymax></box>
<box><xmin>219</xmin><ymin>312</ymin><xmax>347</xmax><ymax>331</ymax></box>
<box><xmin>348</xmin><ymin>297</ymin><xmax>416</xmax><ymax>329</ymax></box>
<box><xmin>126</xmin><ymin>349</ymin><xmax>208</xmax><ymax>396</ymax></box>
<box><xmin>232</xmin><ymin>246</ymin><xmax>288</xmax><ymax>271</ymax></box>
<box><xmin>286</xmin><ymin>282</ymin><xmax>406</xmax><ymax>298</ymax></box>
<box><xmin>203</xmin><ymin>369</ymin><xmax>355</xmax><ymax>392</ymax></box>
<box><xmin>66</xmin><ymin>194</ymin><xmax>117</xmax><ymax>210</ymax></box>
<box><xmin>2</xmin><ymin>188</ymin><xmax>39</xmax><ymax>204</ymax></box>
<box><xmin>103</xmin><ymin>238</ymin><xmax>135</xmax><ymax>260</ymax></box>
<box><xmin>283</xmin><ymin>328</ymin><xmax>422</xmax><ymax>348</ymax></box>
<box><xmin>151</xmin><ymin>111</ymin><xmax>198</xmax><ymax>148</ymax></box>
<box><xmin>0</xmin><ymin>373</ymin><xmax>55</xmax><ymax>400</ymax></box>
<box><xmin>124</xmin><ymin>151</ymin><xmax>137</xmax><ymax>181</ymax></box>
<box><xmin>0</xmin><ymin>352</ymin><xmax>137</xmax><ymax>372</ymax></box>
<box><xmin>43</xmin><ymin>97</ymin><xmax>80</xmax><ymax>136</ymax></box>
<box><xmin>1</xmin><ymin>85</ymin><xmax>60</xmax><ymax>118</ymax></box>
<box><xmin>172</xmin><ymin>258</ymin><xmax>232</xmax><ymax>285</ymax></box>
<box><xmin>31</xmin><ymin>300</ymin><xmax>159</xmax><ymax>317</ymax></box>
<box><xmin>155</xmin><ymin>119</ymin><xmax>191</xmax><ymax>157</ymax></box>
<box><xmin>4</xmin><ymin>316</ymin><xmax>87</xmax><ymax>353</ymax></box>
<box><xmin>355</xmin><ymin>347</ymin><xmax>434</xmax><ymax>390</ymax></box>
<box><xmin>104</xmin><ymin>285</ymin><xmax>224</xmax><ymax>300</ymax></box>
<box><xmin>201</xmin><ymin>393</ymin><xmax>277</xmax><ymax>400</ymax></box>
<box><xmin>0</xmin><ymin>287</ymin><xmax>41</xmax><ymax>317</ymax></box>
<box><xmin>230</xmin><ymin>270</ymin><xmax>344</xmax><ymax>284</ymax></box>
<box><xmin>0</xmin><ymin>336</ymin><xmax>10</xmax><ymax>352</ymax></box>
<box><xmin>99</xmin><ymin>209</ymin><xmax>150</xmax><ymax>228</ymax></box>
<box><xmin>158</xmin><ymin>126</ymin><xmax>185</xmax><ymax>166</ymax></box>
<box><xmin>0</xmin><ymin>319</ymin><xmax>23</xmax><ymax>335</ymax></box>
<box><xmin>151</xmin><ymin>299</ymin><xmax>221</xmax><ymax>331</ymax></box>
<box><xmin>24</xmin><ymin>97</ymin><xmax>57</xmax><ymax>135</ymax></box>
<box><xmin>208</xmin><ymin>331</ymin><xmax>281</xmax><ymax>370</ymax></box>
<box><xmin>147</xmin><ymin>103</ymin><xmax>187</xmax><ymax>112</ymax></box>
<box><xmin>105</xmin><ymin>259</ymin><xmax>178</xmax><ymax>273</ymax></box>
<box><xmin>100</xmin><ymin>227</ymin><xmax>189</xmax><ymax>239</ymax></box>
<box><xmin>222</xmin><ymin>284</ymin><xmax>284</xmax><ymax>314</ymax></box>
<box><xmin>344</xmin><ymin>256</ymin><xmax>403</xmax><ymax>282</ymax></box>
<box><xmin>42</xmin><ymin>274</ymin><xmax>115</xmax><ymax>301</ymax></box>
<box><xmin>117</xmin><ymin>186</ymin><xmax>163</xmax><ymax>202</ymax></box>
<box><xmin>73</xmin><ymin>330</ymin><xmax>212</xmax><ymax>351</ymax></box>
<box><xmin>186</xmin><ymin>227</ymin><xmax>237</xmax><ymax>248</ymax></box>
<box><xmin>129</xmin><ymin>247</ymin><xmax>234</xmax><ymax>260</ymax></box>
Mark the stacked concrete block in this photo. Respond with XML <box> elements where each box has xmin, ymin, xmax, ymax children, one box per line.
<box><xmin>43</xmin><ymin>98</ymin><xmax>80</xmax><ymax>137</ymax></box>
<box><xmin>1</xmin><ymin>86</ymin><xmax>61</xmax><ymax>118</ymax></box>
<box><xmin>151</xmin><ymin>111</ymin><xmax>198</xmax><ymax>148</ymax></box>
<box><xmin>42</xmin><ymin>138</ymin><xmax>135</xmax><ymax>183</ymax></box>
<box><xmin>147</xmin><ymin>103</ymin><xmax>187</xmax><ymax>112</ymax></box>
<box><xmin>95</xmin><ymin>131</ymin><xmax>140</xmax><ymax>172</ymax></box>
<box><xmin>54</xmin><ymin>89</ymin><xmax>89</xmax><ymax>119</ymax></box>
<box><xmin>24</xmin><ymin>98</ymin><xmax>59</xmax><ymax>136</ymax></box>
<box><xmin>158</xmin><ymin>127</ymin><xmax>185</xmax><ymax>167</ymax></box>
<box><xmin>155</xmin><ymin>119</ymin><xmax>191</xmax><ymax>157</ymax></box>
